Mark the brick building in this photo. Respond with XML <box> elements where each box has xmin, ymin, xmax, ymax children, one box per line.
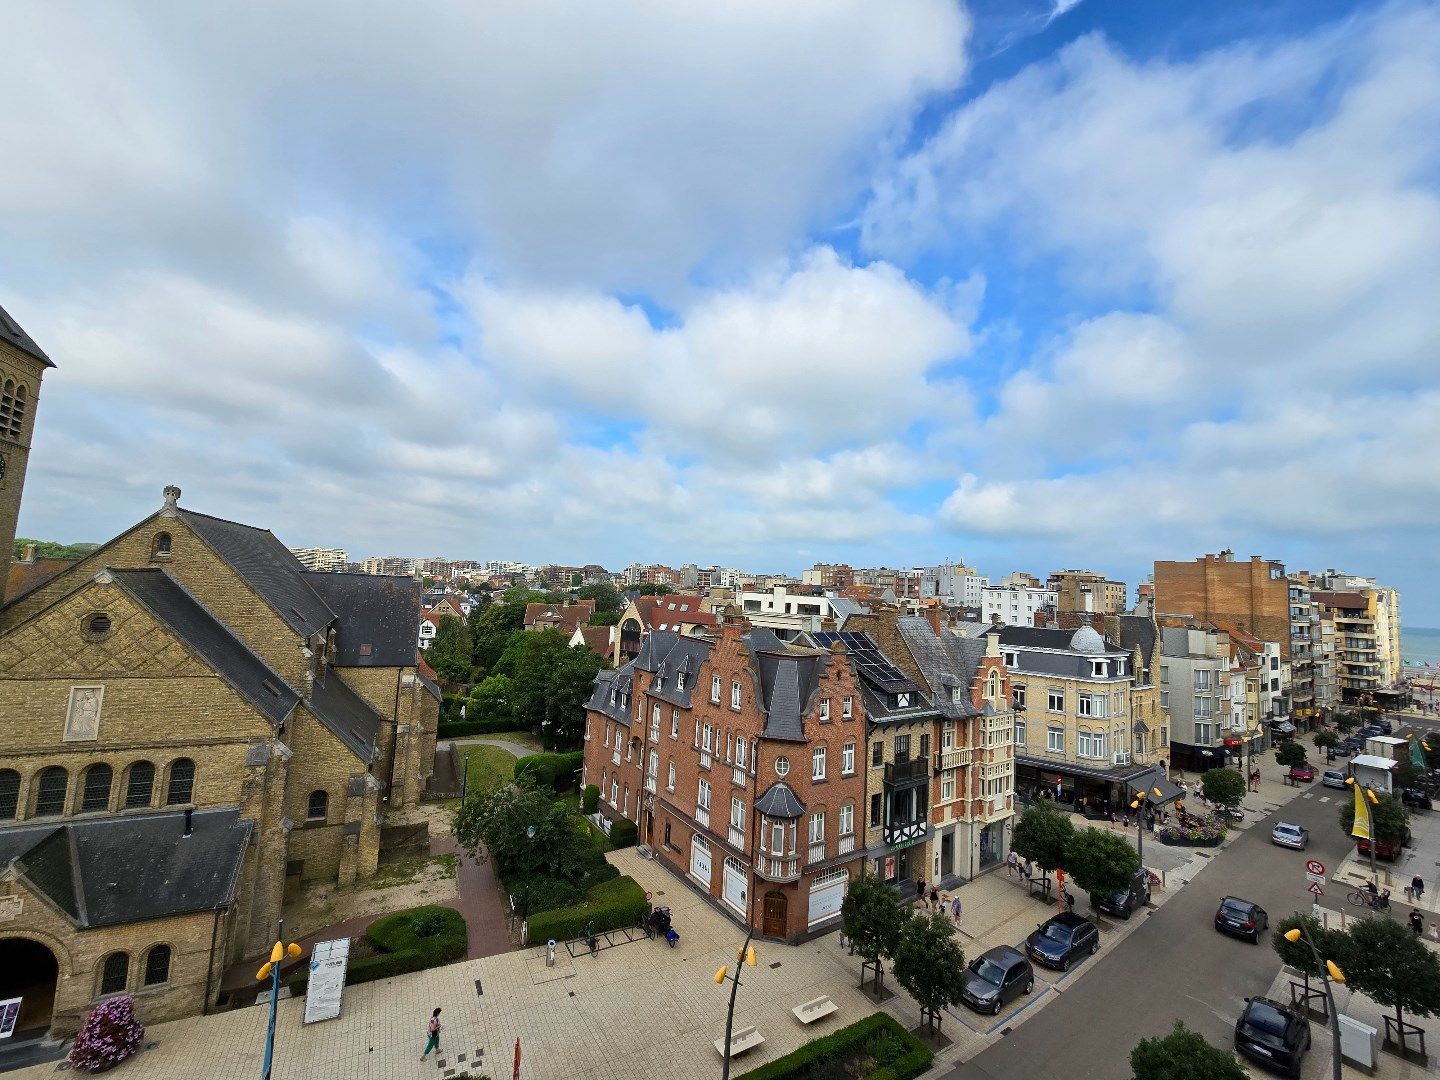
<box><xmin>1153</xmin><ymin>551</ymin><xmax>1290</xmax><ymax>660</ymax></box>
<box><xmin>582</xmin><ymin>624</ymin><xmax>866</xmax><ymax>941</ymax></box>
<box><xmin>0</xmin><ymin>486</ymin><xmax>439</xmax><ymax>1039</ymax></box>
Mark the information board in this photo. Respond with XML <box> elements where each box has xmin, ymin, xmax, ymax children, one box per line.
<box><xmin>303</xmin><ymin>938</ymin><xmax>350</xmax><ymax>1024</ymax></box>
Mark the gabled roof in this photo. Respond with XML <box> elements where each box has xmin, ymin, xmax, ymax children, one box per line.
<box><xmin>4</xmin><ymin>557</ymin><xmax>75</xmax><ymax>603</ymax></box>
<box><xmin>748</xmin><ymin>634</ymin><xmax>827</xmax><ymax>742</ymax></box>
<box><xmin>111</xmin><ymin>569</ymin><xmax>299</xmax><ymax>728</ymax></box>
<box><xmin>895</xmin><ymin>617</ymin><xmax>986</xmax><ymax>719</ymax></box>
<box><xmin>586</xmin><ymin>667</ymin><xmax>634</xmax><ymax>724</ymax></box>
<box><xmin>0</xmin><ymin>302</ymin><xmax>54</xmax><ymax>367</ymax></box>
<box><xmin>1114</xmin><ymin>613</ymin><xmax>1158</xmax><ymax>667</ymax></box>
<box><xmin>633</xmin><ymin>630</ymin><xmax>713</xmax><ymax>708</ymax></box>
<box><xmin>0</xmin><ymin>808</ymin><xmax>252</xmax><ymax>928</ymax></box>
<box><xmin>309</xmin><ymin>671</ymin><xmax>384</xmax><ymax>763</ymax></box>
<box><xmin>177</xmin><ymin>509</ymin><xmax>335</xmax><ymax>637</ymax></box>
<box><xmin>303</xmin><ymin>572</ymin><xmax>422</xmax><ymax>666</ymax></box>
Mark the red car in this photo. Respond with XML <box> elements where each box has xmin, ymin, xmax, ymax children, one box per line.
<box><xmin>1288</xmin><ymin>764</ymin><xmax>1316</xmax><ymax>783</ymax></box>
<box><xmin>1357</xmin><ymin>836</ymin><xmax>1405</xmax><ymax>861</ymax></box>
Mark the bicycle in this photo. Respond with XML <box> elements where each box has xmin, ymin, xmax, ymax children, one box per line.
<box><xmin>1346</xmin><ymin>889</ymin><xmax>1390</xmax><ymax>911</ymax></box>
<box><xmin>584</xmin><ymin>920</ymin><xmax>598</xmax><ymax>957</ymax></box>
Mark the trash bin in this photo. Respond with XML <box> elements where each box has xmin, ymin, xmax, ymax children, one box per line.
<box><xmin>546</xmin><ymin>939</ymin><xmax>556</xmax><ymax>968</ymax></box>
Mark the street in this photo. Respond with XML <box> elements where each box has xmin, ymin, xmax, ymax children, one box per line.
<box><xmin>944</xmin><ymin>783</ymin><xmax>1359</xmax><ymax>1079</ymax></box>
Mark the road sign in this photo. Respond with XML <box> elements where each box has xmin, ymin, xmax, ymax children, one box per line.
<box><xmin>1306</xmin><ymin>859</ymin><xmax>1326</xmax><ymax>876</ymax></box>
<box><xmin>1307</xmin><ymin>882</ymin><xmax>1325</xmax><ymax>896</ymax></box>
<box><xmin>1306</xmin><ymin>872</ymin><xmax>1326</xmax><ymax>887</ymax></box>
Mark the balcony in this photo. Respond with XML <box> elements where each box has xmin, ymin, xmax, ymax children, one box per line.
<box><xmin>838</xmin><ymin>834</ymin><xmax>856</xmax><ymax>856</ymax></box>
<box><xmin>699</xmin><ymin>751</ymin><xmax>712</xmax><ymax>770</ymax></box>
<box><xmin>935</xmin><ymin>748</ymin><xmax>972</xmax><ymax>772</ymax></box>
<box><xmin>883</xmin><ymin>818</ymin><xmax>928</xmax><ymax>847</ymax></box>
<box><xmin>884</xmin><ymin>758</ymin><xmax>929</xmax><ymax>788</ymax></box>
<box><xmin>732</xmin><ymin>765</ymin><xmax>748</xmax><ymax>788</ymax></box>
<box><xmin>696</xmin><ymin>806</ymin><xmax>710</xmax><ymax>828</ymax></box>
<box><xmin>644</xmin><ymin>776</ymin><xmax>656</xmax><ymax>794</ymax></box>
<box><xmin>755</xmin><ymin>855</ymin><xmax>800</xmax><ymax>882</ymax></box>
<box><xmin>808</xmin><ymin>842</ymin><xmax>826</xmax><ymax>865</ymax></box>
<box><xmin>729</xmin><ymin>826</ymin><xmax>746</xmax><ymax>850</ymax></box>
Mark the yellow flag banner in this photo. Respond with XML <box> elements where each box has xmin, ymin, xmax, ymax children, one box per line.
<box><xmin>1351</xmin><ymin>782</ymin><xmax>1371</xmax><ymax>840</ymax></box>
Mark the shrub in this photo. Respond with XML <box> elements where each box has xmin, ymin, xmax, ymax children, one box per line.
<box><xmin>437</xmin><ymin>717</ymin><xmax>530</xmax><ymax>739</ymax></box>
<box><xmin>608</xmin><ymin>818</ymin><xmax>638</xmax><ymax>849</ymax></box>
<box><xmin>512</xmin><ymin>751</ymin><xmax>585</xmax><ymax>793</ymax></box>
<box><xmin>526</xmin><ymin>875</ymin><xmax>650</xmax><ymax>943</ymax></box>
<box><xmin>581</xmin><ymin>784</ymin><xmax>599</xmax><ymax>813</ymax></box>
<box><xmin>67</xmin><ymin>995</ymin><xmax>145</xmax><ymax>1073</ymax></box>
<box><xmin>289</xmin><ymin>905</ymin><xmax>466</xmax><ymax>996</ymax></box>
<box><xmin>736</xmin><ymin>1012</ymin><xmax>933</xmax><ymax>1080</ymax></box>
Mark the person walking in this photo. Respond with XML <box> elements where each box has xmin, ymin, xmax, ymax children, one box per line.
<box><xmin>1006</xmin><ymin>849</ymin><xmax>1019</xmax><ymax>877</ymax></box>
<box><xmin>950</xmin><ymin>895</ymin><xmax>963</xmax><ymax>925</ymax></box>
<box><xmin>1412</xmin><ymin>874</ymin><xmax>1425</xmax><ymax>902</ymax></box>
<box><xmin>420</xmin><ymin>1008</ymin><xmax>443</xmax><ymax>1062</ymax></box>
<box><xmin>928</xmin><ymin>884</ymin><xmax>940</xmax><ymax>912</ymax></box>
<box><xmin>915</xmin><ymin>876</ymin><xmax>926</xmax><ymax>903</ymax></box>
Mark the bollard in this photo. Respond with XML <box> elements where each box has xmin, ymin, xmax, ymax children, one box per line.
<box><xmin>546</xmin><ymin>939</ymin><xmax>556</xmax><ymax>967</ymax></box>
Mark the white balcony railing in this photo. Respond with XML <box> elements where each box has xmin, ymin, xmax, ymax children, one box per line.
<box><xmin>696</xmin><ymin>806</ymin><xmax>710</xmax><ymax>828</ymax></box>
<box><xmin>808</xmin><ymin>842</ymin><xmax>826</xmax><ymax>865</ymax></box>
<box><xmin>732</xmin><ymin>765</ymin><xmax>748</xmax><ymax>788</ymax></box>
<box><xmin>644</xmin><ymin>776</ymin><xmax>656</xmax><ymax>794</ymax></box>
<box><xmin>699</xmin><ymin>751</ymin><xmax>712</xmax><ymax>770</ymax></box>
<box><xmin>936</xmin><ymin>748</ymin><xmax>971</xmax><ymax>771</ymax></box>
<box><xmin>837</xmin><ymin>834</ymin><xmax>855</xmax><ymax>855</ymax></box>
<box><xmin>757</xmin><ymin>856</ymin><xmax>799</xmax><ymax>882</ymax></box>
<box><xmin>611</xmin><ymin>750</ymin><xmax>621</xmax><ymax>766</ymax></box>
<box><xmin>729</xmin><ymin>826</ymin><xmax>746</xmax><ymax>850</ymax></box>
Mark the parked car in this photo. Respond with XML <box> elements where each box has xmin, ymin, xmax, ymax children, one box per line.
<box><xmin>1271</xmin><ymin>822</ymin><xmax>1309</xmax><ymax>850</ymax></box>
<box><xmin>1287</xmin><ymin>763</ymin><xmax>1315</xmax><ymax>783</ymax></box>
<box><xmin>1235</xmin><ymin>996</ymin><xmax>1311</xmax><ymax>1078</ymax></box>
<box><xmin>1400</xmin><ymin>788</ymin><xmax>1433</xmax><ymax>811</ymax></box>
<box><xmin>1321</xmin><ymin>769</ymin><xmax>1348</xmax><ymax>789</ymax></box>
<box><xmin>1340</xmin><ymin>736</ymin><xmax>1365</xmax><ymax>752</ymax></box>
<box><xmin>960</xmin><ymin>945</ymin><xmax>1034</xmax><ymax>1015</ymax></box>
<box><xmin>1359</xmin><ymin>725</ymin><xmax>1383</xmax><ymax>738</ymax></box>
<box><xmin>1356</xmin><ymin>834</ymin><xmax>1407</xmax><ymax>861</ymax></box>
<box><xmin>1215</xmin><ymin>896</ymin><xmax>1269</xmax><ymax>944</ymax></box>
<box><xmin>1373</xmin><ymin>718</ymin><xmax>1393</xmax><ymax>735</ymax></box>
<box><xmin>1330</xmin><ymin>743</ymin><xmax>1353</xmax><ymax>758</ymax></box>
<box><xmin>1025</xmin><ymin>912</ymin><xmax>1100</xmax><ymax>971</ymax></box>
<box><xmin>1090</xmin><ymin>868</ymin><xmax>1152</xmax><ymax>919</ymax></box>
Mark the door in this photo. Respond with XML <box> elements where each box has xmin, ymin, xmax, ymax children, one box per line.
<box><xmin>763</xmin><ymin>892</ymin><xmax>788</xmax><ymax>937</ymax></box>
<box><xmin>940</xmin><ymin>831</ymin><xmax>954</xmax><ymax>878</ymax></box>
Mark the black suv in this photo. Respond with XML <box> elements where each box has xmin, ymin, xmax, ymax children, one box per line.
<box><xmin>960</xmin><ymin>945</ymin><xmax>1034</xmax><ymax>1015</ymax></box>
<box><xmin>1025</xmin><ymin>912</ymin><xmax>1100</xmax><ymax>971</ymax></box>
<box><xmin>1235</xmin><ymin>996</ymin><xmax>1311</xmax><ymax>1077</ymax></box>
<box><xmin>1090</xmin><ymin>868</ymin><xmax>1151</xmax><ymax>919</ymax></box>
<box><xmin>1401</xmin><ymin>788</ymin><xmax>1433</xmax><ymax>811</ymax></box>
<box><xmin>1215</xmin><ymin>896</ymin><xmax>1268</xmax><ymax>944</ymax></box>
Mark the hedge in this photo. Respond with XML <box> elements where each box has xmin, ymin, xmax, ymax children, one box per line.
<box><xmin>736</xmin><ymin>1012</ymin><xmax>933</xmax><ymax>1080</ymax></box>
<box><xmin>581</xmin><ymin>784</ymin><xmax>600</xmax><ymax>813</ymax></box>
<box><xmin>288</xmin><ymin>905</ymin><xmax>467</xmax><ymax>996</ymax></box>
<box><xmin>438</xmin><ymin>718</ymin><xmax>530</xmax><ymax>739</ymax></box>
<box><xmin>526</xmin><ymin>875</ymin><xmax>649</xmax><ymax>944</ymax></box>
<box><xmin>513</xmin><ymin>751</ymin><xmax>584</xmax><ymax>793</ymax></box>
<box><xmin>609</xmin><ymin>818</ymin><xmax>638</xmax><ymax>849</ymax></box>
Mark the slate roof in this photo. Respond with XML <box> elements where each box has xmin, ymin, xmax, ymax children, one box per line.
<box><xmin>303</xmin><ymin>572</ymin><xmax>422</xmax><ymax>666</ymax></box>
<box><xmin>997</xmin><ymin>624</ymin><xmax>1129</xmax><ymax>681</ymax></box>
<box><xmin>0</xmin><ymin>302</ymin><xmax>54</xmax><ymax>366</ymax></box>
<box><xmin>308</xmin><ymin>671</ymin><xmax>384</xmax><ymax>762</ymax></box>
<box><xmin>895</xmin><ymin>617</ymin><xmax>986</xmax><ymax>719</ymax></box>
<box><xmin>586</xmin><ymin>668</ymin><xmax>634</xmax><ymax>724</ymax></box>
<box><xmin>111</xmin><ymin>569</ymin><xmax>299</xmax><ymax>728</ymax></box>
<box><xmin>632</xmin><ymin>630</ymin><xmax>714</xmax><ymax>708</ymax></box>
<box><xmin>178</xmin><ymin>509</ymin><xmax>335</xmax><ymax>637</ymax></box>
<box><xmin>754</xmin><ymin>782</ymin><xmax>806</xmax><ymax>819</ymax></box>
<box><xmin>748</xmin><ymin>633</ymin><xmax>827</xmax><ymax>742</ymax></box>
<box><xmin>0</xmin><ymin>808</ymin><xmax>252</xmax><ymax>928</ymax></box>
<box><xmin>1114</xmin><ymin>614</ymin><xmax>1158</xmax><ymax>668</ymax></box>
<box><xmin>4</xmin><ymin>557</ymin><xmax>75</xmax><ymax>603</ymax></box>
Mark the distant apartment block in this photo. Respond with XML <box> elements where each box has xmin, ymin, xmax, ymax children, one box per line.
<box><xmin>979</xmin><ymin>584</ymin><xmax>1055</xmax><ymax>626</ymax></box>
<box><xmin>1047</xmin><ymin>569</ymin><xmax>1127</xmax><ymax>614</ymax></box>
<box><xmin>290</xmin><ymin>546</ymin><xmax>348</xmax><ymax>573</ymax></box>
<box><xmin>1153</xmin><ymin>551</ymin><xmax>1290</xmax><ymax>660</ymax></box>
<box><xmin>918</xmin><ymin>561</ymin><xmax>988</xmax><ymax>608</ymax></box>
<box><xmin>361</xmin><ymin>555</ymin><xmax>414</xmax><ymax>576</ymax></box>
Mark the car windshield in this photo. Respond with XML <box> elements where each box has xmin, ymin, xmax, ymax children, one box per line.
<box><xmin>971</xmin><ymin>959</ymin><xmax>1006</xmax><ymax>985</ymax></box>
<box><xmin>1276</xmin><ymin>825</ymin><xmax>1299</xmax><ymax>835</ymax></box>
<box><xmin>1220</xmin><ymin>900</ymin><xmax>1251</xmax><ymax>918</ymax></box>
<box><xmin>1041</xmin><ymin>923</ymin><xmax>1072</xmax><ymax>943</ymax></box>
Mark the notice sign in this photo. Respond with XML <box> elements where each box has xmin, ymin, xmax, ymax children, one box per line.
<box><xmin>0</xmin><ymin>998</ymin><xmax>21</xmax><ymax>1040</ymax></box>
<box><xmin>303</xmin><ymin>938</ymin><xmax>350</xmax><ymax>1024</ymax></box>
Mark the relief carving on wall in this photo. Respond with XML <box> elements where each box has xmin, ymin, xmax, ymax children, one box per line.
<box><xmin>64</xmin><ymin>685</ymin><xmax>104</xmax><ymax>742</ymax></box>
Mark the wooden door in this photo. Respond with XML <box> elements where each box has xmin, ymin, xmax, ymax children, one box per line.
<box><xmin>762</xmin><ymin>892</ymin><xmax>788</xmax><ymax>937</ymax></box>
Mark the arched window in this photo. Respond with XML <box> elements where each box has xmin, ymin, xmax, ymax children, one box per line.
<box><xmin>165</xmin><ymin>758</ymin><xmax>195</xmax><ymax>805</ymax></box>
<box><xmin>151</xmin><ymin>532</ymin><xmax>172</xmax><ymax>558</ymax></box>
<box><xmin>143</xmin><ymin>944</ymin><xmax>171</xmax><ymax>986</ymax></box>
<box><xmin>306</xmin><ymin>790</ymin><xmax>328</xmax><ymax>822</ymax></box>
<box><xmin>0</xmin><ymin>380</ymin><xmax>23</xmax><ymax>439</ymax></box>
<box><xmin>99</xmin><ymin>952</ymin><xmax>129</xmax><ymax>995</ymax></box>
<box><xmin>125</xmin><ymin>761</ymin><xmax>155</xmax><ymax>808</ymax></box>
<box><xmin>34</xmin><ymin>767</ymin><xmax>69</xmax><ymax>816</ymax></box>
<box><xmin>81</xmin><ymin>764</ymin><xmax>113</xmax><ymax>812</ymax></box>
<box><xmin>0</xmin><ymin>770</ymin><xmax>19</xmax><ymax>820</ymax></box>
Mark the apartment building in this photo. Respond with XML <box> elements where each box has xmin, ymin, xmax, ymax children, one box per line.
<box><xmin>737</xmin><ymin>585</ymin><xmax>846</xmax><ymax>641</ymax></box>
<box><xmin>1153</xmin><ymin>551</ymin><xmax>1290</xmax><ymax>659</ymax></box>
<box><xmin>361</xmin><ymin>556</ymin><xmax>413</xmax><ymax>576</ymax></box>
<box><xmin>979</xmin><ymin>584</ymin><xmax>1055</xmax><ymax>627</ymax></box>
<box><xmin>1286</xmin><ymin>575</ymin><xmax>1317</xmax><ymax>727</ymax></box>
<box><xmin>582</xmin><ymin>625</ymin><xmax>867</xmax><ymax>941</ymax></box>
<box><xmin>1047</xmin><ymin>570</ymin><xmax>1127</xmax><ymax>614</ymax></box>
<box><xmin>1312</xmin><ymin>590</ymin><xmax>1383</xmax><ymax>705</ymax></box>
<box><xmin>1161</xmin><ymin>624</ymin><xmax>1241</xmax><ymax>773</ymax></box>
<box><xmin>802</xmin><ymin>564</ymin><xmax>857</xmax><ymax>590</ymax></box>
<box><xmin>918</xmin><ymin>561</ymin><xmax>988</xmax><ymax>608</ymax></box>
<box><xmin>290</xmin><ymin>546</ymin><xmax>348</xmax><ymax>573</ymax></box>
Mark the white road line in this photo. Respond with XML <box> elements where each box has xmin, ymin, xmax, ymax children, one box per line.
<box><xmin>1319</xmin><ymin>796</ymin><xmax>1331</xmax><ymax>803</ymax></box>
<box><xmin>1302</xmin><ymin>793</ymin><xmax>1314</xmax><ymax>799</ymax></box>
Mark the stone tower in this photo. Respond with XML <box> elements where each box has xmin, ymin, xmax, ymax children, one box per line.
<box><xmin>0</xmin><ymin>303</ymin><xmax>54</xmax><ymax>601</ymax></box>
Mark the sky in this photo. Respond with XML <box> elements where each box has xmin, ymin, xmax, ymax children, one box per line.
<box><xmin>4</xmin><ymin>1</ymin><xmax>1440</xmax><ymax>622</ymax></box>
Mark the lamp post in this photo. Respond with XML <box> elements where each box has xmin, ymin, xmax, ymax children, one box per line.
<box><xmin>1283</xmin><ymin>926</ymin><xmax>1345</xmax><ymax>1080</ymax></box>
<box><xmin>1128</xmin><ymin>784</ymin><xmax>1163</xmax><ymax>863</ymax></box>
<box><xmin>255</xmin><ymin>926</ymin><xmax>302</xmax><ymax>1080</ymax></box>
<box><xmin>714</xmin><ymin>929</ymin><xmax>758</xmax><ymax>1080</ymax></box>
<box><xmin>1345</xmin><ymin>777</ymin><xmax>1381</xmax><ymax>885</ymax></box>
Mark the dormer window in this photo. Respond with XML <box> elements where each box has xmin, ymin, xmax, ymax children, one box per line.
<box><xmin>1003</xmin><ymin>650</ymin><xmax>1018</xmax><ymax>667</ymax></box>
<box><xmin>151</xmin><ymin>532</ymin><xmax>172</xmax><ymax>559</ymax></box>
<box><xmin>1091</xmin><ymin>660</ymin><xmax>1108</xmax><ymax>677</ymax></box>
<box><xmin>952</xmin><ymin>687</ymin><xmax>963</xmax><ymax>705</ymax></box>
<box><xmin>896</xmin><ymin>692</ymin><xmax>911</xmax><ymax>709</ymax></box>
<box><xmin>677</xmin><ymin>672</ymin><xmax>686</xmax><ymax>692</ymax></box>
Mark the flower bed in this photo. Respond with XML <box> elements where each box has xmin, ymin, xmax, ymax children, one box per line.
<box><xmin>736</xmin><ymin>1011</ymin><xmax>933</xmax><ymax>1080</ymax></box>
<box><xmin>288</xmin><ymin>904</ymin><xmax>467</xmax><ymax>996</ymax></box>
<box><xmin>1156</xmin><ymin>822</ymin><xmax>1226</xmax><ymax>847</ymax></box>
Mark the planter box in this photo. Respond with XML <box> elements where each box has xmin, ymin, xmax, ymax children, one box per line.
<box><xmin>1157</xmin><ymin>832</ymin><xmax>1225</xmax><ymax>848</ymax></box>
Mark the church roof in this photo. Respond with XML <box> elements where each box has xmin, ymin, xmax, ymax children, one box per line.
<box><xmin>307</xmin><ymin>670</ymin><xmax>383</xmax><ymax>763</ymax></box>
<box><xmin>0</xmin><ymin>302</ymin><xmax>54</xmax><ymax>367</ymax></box>
<box><xmin>303</xmin><ymin>571</ymin><xmax>422</xmax><ymax>667</ymax></box>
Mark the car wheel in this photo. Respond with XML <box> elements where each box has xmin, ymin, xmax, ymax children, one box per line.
<box><xmin>992</xmin><ymin>999</ymin><xmax>1002</xmax><ymax>1015</ymax></box>
<box><xmin>1023</xmin><ymin>979</ymin><xmax>1033</xmax><ymax>995</ymax></box>
<box><xmin>1090</xmin><ymin>938</ymin><xmax>1099</xmax><ymax>955</ymax></box>
<box><xmin>1252</xmin><ymin>930</ymin><xmax>1261</xmax><ymax>944</ymax></box>
<box><xmin>1062</xmin><ymin>955</ymin><xmax>1071</xmax><ymax>972</ymax></box>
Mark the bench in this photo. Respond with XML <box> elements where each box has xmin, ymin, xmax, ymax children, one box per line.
<box><xmin>715</xmin><ymin>1026</ymin><xmax>766</xmax><ymax>1057</ymax></box>
<box><xmin>792</xmin><ymin>996</ymin><xmax>838</xmax><ymax>1025</ymax></box>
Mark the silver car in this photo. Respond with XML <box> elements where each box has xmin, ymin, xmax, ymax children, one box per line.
<box><xmin>1272</xmin><ymin>822</ymin><xmax>1308</xmax><ymax>850</ymax></box>
<box><xmin>1321</xmin><ymin>769</ymin><xmax>1347</xmax><ymax>789</ymax></box>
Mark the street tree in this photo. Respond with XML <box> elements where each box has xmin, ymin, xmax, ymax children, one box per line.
<box><xmin>1272</xmin><ymin>912</ymin><xmax>1350</xmax><ymax>1002</ymax></box>
<box><xmin>1275</xmin><ymin>740</ymin><xmax>1307</xmax><ymax>769</ymax></box>
<box><xmin>1334</xmin><ymin>710</ymin><xmax>1358</xmax><ymax>733</ymax></box>
<box><xmin>575</xmin><ymin>581</ymin><xmax>623</xmax><ymax>615</ymax></box>
<box><xmin>454</xmin><ymin>779</ymin><xmax>595</xmax><ymax>885</ymax></box>
<box><xmin>1340</xmin><ymin>916</ymin><xmax>1440</xmax><ymax>1045</ymax></box>
<box><xmin>1312</xmin><ymin>729</ymin><xmax>1339</xmax><ymax>752</ymax></box>
<box><xmin>893</xmin><ymin>910</ymin><xmax>966</xmax><ymax>1033</ymax></box>
<box><xmin>1339</xmin><ymin>792</ymin><xmax>1410</xmax><ymax>849</ymax></box>
<box><xmin>427</xmin><ymin>614</ymin><xmax>474</xmax><ymax>685</ymax></box>
<box><xmin>840</xmin><ymin>873</ymin><xmax>904</xmax><ymax>993</ymax></box>
<box><xmin>1129</xmin><ymin>1022</ymin><xmax>1246</xmax><ymax>1080</ymax></box>
<box><xmin>1011</xmin><ymin>802</ymin><xmax>1075</xmax><ymax>874</ymax></box>
<box><xmin>1200</xmin><ymin>768</ymin><xmax>1245</xmax><ymax>812</ymax></box>
<box><xmin>1065</xmin><ymin>827</ymin><xmax>1140</xmax><ymax>900</ymax></box>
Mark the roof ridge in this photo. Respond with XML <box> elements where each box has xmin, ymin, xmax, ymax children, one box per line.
<box><xmin>176</xmin><ymin>507</ymin><xmax>274</xmax><ymax>534</ymax></box>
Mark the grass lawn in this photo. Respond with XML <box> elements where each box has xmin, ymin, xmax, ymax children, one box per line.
<box><xmin>462</xmin><ymin>744</ymin><xmax>517</xmax><ymax>796</ymax></box>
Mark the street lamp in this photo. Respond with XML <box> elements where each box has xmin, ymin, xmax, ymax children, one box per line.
<box><xmin>255</xmin><ymin>929</ymin><xmax>302</xmax><ymax>1080</ymax></box>
<box><xmin>1345</xmin><ymin>777</ymin><xmax>1381</xmax><ymax>885</ymax></box>
<box><xmin>1128</xmin><ymin>784</ymin><xmax>1163</xmax><ymax>862</ymax></box>
<box><xmin>1283</xmin><ymin>926</ymin><xmax>1345</xmax><ymax>1080</ymax></box>
<box><xmin>714</xmin><ymin>929</ymin><xmax>758</xmax><ymax>1080</ymax></box>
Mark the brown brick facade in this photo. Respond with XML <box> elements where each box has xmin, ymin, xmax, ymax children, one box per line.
<box><xmin>1154</xmin><ymin>553</ymin><xmax>1290</xmax><ymax>660</ymax></box>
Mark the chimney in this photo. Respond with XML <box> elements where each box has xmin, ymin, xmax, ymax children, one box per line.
<box><xmin>20</xmin><ymin>543</ymin><xmax>35</xmax><ymax>564</ymax></box>
<box><xmin>183</xmin><ymin>807</ymin><xmax>193</xmax><ymax>837</ymax></box>
<box><xmin>926</xmin><ymin>607</ymin><xmax>941</xmax><ymax>637</ymax></box>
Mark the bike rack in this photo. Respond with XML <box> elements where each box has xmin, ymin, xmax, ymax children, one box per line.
<box><xmin>563</xmin><ymin>924</ymin><xmax>648</xmax><ymax>957</ymax></box>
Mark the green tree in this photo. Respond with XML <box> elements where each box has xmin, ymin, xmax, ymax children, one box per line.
<box><xmin>1334</xmin><ymin>710</ymin><xmax>1358</xmax><ymax>733</ymax></box>
<box><xmin>466</xmin><ymin>674</ymin><xmax>513</xmax><ymax>723</ymax></box>
<box><xmin>575</xmin><ymin>581</ymin><xmax>622</xmax><ymax>615</ymax></box>
<box><xmin>12</xmin><ymin>538</ymin><xmax>100</xmax><ymax>560</ymax></box>
<box><xmin>1011</xmin><ymin>802</ymin><xmax>1075</xmax><ymax>874</ymax></box>
<box><xmin>496</xmin><ymin>630</ymin><xmax>604</xmax><ymax>748</ymax></box>
<box><xmin>469</xmin><ymin>602</ymin><xmax>527</xmax><ymax>676</ymax></box>
<box><xmin>426</xmin><ymin>614</ymin><xmax>473</xmax><ymax>685</ymax></box>
<box><xmin>1066</xmin><ymin>827</ymin><xmax>1140</xmax><ymax>899</ymax></box>
<box><xmin>588</xmin><ymin>610</ymin><xmax>620</xmax><ymax>626</ymax></box>
<box><xmin>1339</xmin><ymin>791</ymin><xmax>1410</xmax><ymax>848</ymax></box>
<box><xmin>635</xmin><ymin>583</ymin><xmax>674</xmax><ymax>596</ymax></box>
<box><xmin>1129</xmin><ymin>1022</ymin><xmax>1246</xmax><ymax>1080</ymax></box>
<box><xmin>453</xmin><ymin>778</ymin><xmax>602</xmax><ymax>892</ymax></box>
<box><xmin>840</xmin><ymin>872</ymin><xmax>904</xmax><ymax>992</ymax></box>
<box><xmin>570</xmin><ymin>572</ymin><xmax>583</xmax><ymax>588</ymax></box>
<box><xmin>1200</xmin><ymin>768</ymin><xmax>1245</xmax><ymax>812</ymax></box>
<box><xmin>893</xmin><ymin>910</ymin><xmax>966</xmax><ymax>1031</ymax></box>
<box><xmin>1340</xmin><ymin>916</ymin><xmax>1440</xmax><ymax>1041</ymax></box>
<box><xmin>1273</xmin><ymin>912</ymin><xmax>1350</xmax><ymax>1001</ymax></box>
<box><xmin>1276</xmin><ymin>740</ymin><xmax>1307</xmax><ymax>768</ymax></box>
<box><xmin>1313</xmin><ymin>729</ymin><xmax>1339</xmax><ymax>752</ymax></box>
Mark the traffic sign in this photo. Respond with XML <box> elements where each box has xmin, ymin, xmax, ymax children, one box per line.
<box><xmin>1306</xmin><ymin>859</ymin><xmax>1326</xmax><ymax>876</ymax></box>
<box><xmin>1307</xmin><ymin>882</ymin><xmax>1325</xmax><ymax>896</ymax></box>
<box><xmin>1306</xmin><ymin>872</ymin><xmax>1326</xmax><ymax>887</ymax></box>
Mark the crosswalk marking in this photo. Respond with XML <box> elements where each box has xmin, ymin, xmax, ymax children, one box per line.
<box><xmin>1302</xmin><ymin>793</ymin><xmax>1314</xmax><ymax>799</ymax></box>
<box><xmin>1319</xmin><ymin>796</ymin><xmax>1331</xmax><ymax>803</ymax></box>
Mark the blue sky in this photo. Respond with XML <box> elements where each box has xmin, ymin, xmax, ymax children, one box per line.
<box><xmin>4</xmin><ymin>1</ymin><xmax>1440</xmax><ymax>623</ymax></box>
